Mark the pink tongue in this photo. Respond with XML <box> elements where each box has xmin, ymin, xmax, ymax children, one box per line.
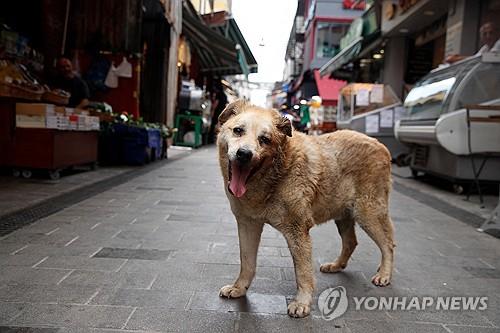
<box><xmin>229</xmin><ymin>161</ymin><xmax>252</xmax><ymax>198</ymax></box>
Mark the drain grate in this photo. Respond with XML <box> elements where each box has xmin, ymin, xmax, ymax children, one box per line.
<box><xmin>0</xmin><ymin>152</ymin><xmax>190</xmax><ymax>237</ymax></box>
<box><xmin>93</xmin><ymin>247</ymin><xmax>172</xmax><ymax>260</ymax></box>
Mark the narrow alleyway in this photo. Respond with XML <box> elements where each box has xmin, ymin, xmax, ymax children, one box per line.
<box><xmin>0</xmin><ymin>146</ymin><xmax>499</xmax><ymax>332</ymax></box>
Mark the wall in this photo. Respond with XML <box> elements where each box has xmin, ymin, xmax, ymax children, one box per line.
<box><xmin>445</xmin><ymin>0</ymin><xmax>480</xmax><ymax>57</ymax></box>
<box><xmin>383</xmin><ymin>37</ymin><xmax>407</xmax><ymax>99</ymax></box>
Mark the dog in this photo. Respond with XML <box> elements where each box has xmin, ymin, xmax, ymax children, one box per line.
<box><xmin>216</xmin><ymin>100</ymin><xmax>395</xmax><ymax>318</ymax></box>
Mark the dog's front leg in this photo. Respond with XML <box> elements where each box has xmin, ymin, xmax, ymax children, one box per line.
<box><xmin>219</xmin><ymin>219</ymin><xmax>263</xmax><ymax>298</ymax></box>
<box><xmin>283</xmin><ymin>226</ymin><xmax>315</xmax><ymax>318</ymax></box>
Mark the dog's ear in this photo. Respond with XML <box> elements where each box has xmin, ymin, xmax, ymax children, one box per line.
<box><xmin>276</xmin><ymin>116</ymin><xmax>292</xmax><ymax>137</ymax></box>
<box><xmin>218</xmin><ymin>100</ymin><xmax>247</xmax><ymax>126</ymax></box>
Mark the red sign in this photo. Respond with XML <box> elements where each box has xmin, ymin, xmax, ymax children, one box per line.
<box><xmin>342</xmin><ymin>0</ymin><xmax>366</xmax><ymax>10</ymax></box>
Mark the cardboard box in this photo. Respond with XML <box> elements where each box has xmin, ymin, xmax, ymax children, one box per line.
<box><xmin>16</xmin><ymin>103</ymin><xmax>55</xmax><ymax>116</ymax></box>
<box><xmin>16</xmin><ymin>115</ymin><xmax>46</xmax><ymax>128</ymax></box>
<box><xmin>46</xmin><ymin>115</ymin><xmax>69</xmax><ymax>130</ymax></box>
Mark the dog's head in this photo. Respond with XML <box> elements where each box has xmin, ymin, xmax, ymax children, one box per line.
<box><xmin>217</xmin><ymin>100</ymin><xmax>292</xmax><ymax>198</ymax></box>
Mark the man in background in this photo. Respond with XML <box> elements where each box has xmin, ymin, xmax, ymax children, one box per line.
<box><xmin>51</xmin><ymin>57</ymin><xmax>90</xmax><ymax>108</ymax></box>
<box><xmin>446</xmin><ymin>21</ymin><xmax>500</xmax><ymax>63</ymax></box>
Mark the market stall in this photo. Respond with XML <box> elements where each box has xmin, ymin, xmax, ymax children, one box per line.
<box><xmin>337</xmin><ymin>83</ymin><xmax>407</xmax><ymax>161</ymax></box>
<box><xmin>395</xmin><ymin>54</ymin><xmax>500</xmax><ymax>186</ymax></box>
<box><xmin>0</xmin><ymin>36</ymin><xmax>100</xmax><ymax>179</ymax></box>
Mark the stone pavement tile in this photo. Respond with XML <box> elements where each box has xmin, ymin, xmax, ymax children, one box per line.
<box><xmin>202</xmin><ymin>263</ymin><xmax>282</xmax><ymax>281</ymax></box>
<box><xmin>1</xmin><ymin>232</ymin><xmax>84</xmax><ymax>248</ymax></box>
<box><xmin>0</xmin><ymin>326</ymin><xmax>59</xmax><ymax>332</ymax></box>
<box><xmin>60</xmin><ymin>270</ymin><xmax>157</xmax><ymax>289</ymax></box>
<box><xmin>141</xmin><ymin>239</ymin><xmax>210</xmax><ymax>252</ymax></box>
<box><xmin>90</xmin><ymin>288</ymin><xmax>190</xmax><ymax>309</ymax></box>
<box><xmin>346</xmin><ymin>319</ymin><xmax>448</xmax><ymax>333</ymax></box>
<box><xmin>10</xmin><ymin>304</ymin><xmax>133</xmax><ymax>329</ymax></box>
<box><xmin>188</xmin><ymin>291</ymin><xmax>287</xmax><ymax>315</ymax></box>
<box><xmin>245</xmin><ymin>279</ymin><xmax>298</xmax><ymax>298</ymax></box>
<box><xmin>125</xmin><ymin>308</ymin><xmax>237</xmax><ymax>332</ymax></box>
<box><xmin>444</xmin><ymin>324</ymin><xmax>500</xmax><ymax>333</ymax></box>
<box><xmin>445</xmin><ymin>325</ymin><xmax>500</xmax><ymax>333</ymax></box>
<box><xmin>92</xmin><ymin>248</ymin><xmax>172</xmax><ymax>261</ymax></box>
<box><xmin>0</xmin><ymin>284</ymin><xmax>99</xmax><ymax>304</ymax></box>
<box><xmin>10</xmin><ymin>244</ymin><xmax>101</xmax><ymax>258</ymax></box>
<box><xmin>0</xmin><ymin>267</ymin><xmax>70</xmax><ymax>285</ymax></box>
<box><xmin>0</xmin><ymin>254</ymin><xmax>49</xmax><ymax>267</ymax></box>
<box><xmin>119</xmin><ymin>259</ymin><xmax>203</xmax><ymax>277</ymax></box>
<box><xmin>68</xmin><ymin>237</ymin><xmax>144</xmax><ymax>250</ymax></box>
<box><xmin>310</xmin><ymin>317</ymin><xmax>350</xmax><ymax>332</ymax></box>
<box><xmin>0</xmin><ymin>243</ymin><xmax>33</xmax><ymax>255</ymax></box>
<box><xmin>56</xmin><ymin>328</ymin><xmax>156</xmax><ymax>333</ymax></box>
<box><xmin>167</xmin><ymin>251</ymin><xmax>240</xmax><ymax>265</ymax></box>
<box><xmin>37</xmin><ymin>256</ymin><xmax>127</xmax><ymax>272</ymax></box>
<box><xmin>0</xmin><ymin>302</ymin><xmax>27</xmax><ymax>324</ymax></box>
<box><xmin>385</xmin><ymin>309</ymin><xmax>495</xmax><ymax>327</ymax></box>
<box><xmin>238</xmin><ymin>313</ymin><xmax>315</xmax><ymax>332</ymax></box>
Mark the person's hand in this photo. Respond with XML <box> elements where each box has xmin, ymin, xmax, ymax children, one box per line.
<box><xmin>445</xmin><ymin>54</ymin><xmax>466</xmax><ymax>64</ymax></box>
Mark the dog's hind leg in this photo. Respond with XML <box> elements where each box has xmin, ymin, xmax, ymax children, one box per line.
<box><xmin>357</xmin><ymin>210</ymin><xmax>395</xmax><ymax>287</ymax></box>
<box><xmin>320</xmin><ymin>218</ymin><xmax>357</xmax><ymax>273</ymax></box>
<box><xmin>219</xmin><ymin>220</ymin><xmax>263</xmax><ymax>298</ymax></box>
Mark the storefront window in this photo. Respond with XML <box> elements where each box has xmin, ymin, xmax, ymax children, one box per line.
<box><xmin>404</xmin><ymin>74</ymin><xmax>456</xmax><ymax>120</ymax></box>
<box><xmin>315</xmin><ymin>22</ymin><xmax>349</xmax><ymax>59</ymax></box>
<box><xmin>455</xmin><ymin>62</ymin><xmax>500</xmax><ymax>109</ymax></box>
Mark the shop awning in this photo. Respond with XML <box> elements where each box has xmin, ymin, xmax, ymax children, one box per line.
<box><xmin>313</xmin><ymin>70</ymin><xmax>346</xmax><ymax>105</ymax></box>
<box><xmin>319</xmin><ymin>37</ymin><xmax>363</xmax><ymax>77</ymax></box>
<box><xmin>204</xmin><ymin>13</ymin><xmax>258</xmax><ymax>76</ymax></box>
<box><xmin>182</xmin><ymin>3</ymin><xmax>246</xmax><ymax>75</ymax></box>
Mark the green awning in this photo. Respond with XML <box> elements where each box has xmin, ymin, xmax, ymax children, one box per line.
<box><xmin>319</xmin><ymin>37</ymin><xmax>363</xmax><ymax>77</ymax></box>
<box><xmin>183</xmin><ymin>3</ymin><xmax>246</xmax><ymax>75</ymax></box>
<box><xmin>205</xmin><ymin>14</ymin><xmax>258</xmax><ymax>77</ymax></box>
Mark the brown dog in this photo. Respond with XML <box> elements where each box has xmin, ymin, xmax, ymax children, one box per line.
<box><xmin>217</xmin><ymin>100</ymin><xmax>395</xmax><ymax>318</ymax></box>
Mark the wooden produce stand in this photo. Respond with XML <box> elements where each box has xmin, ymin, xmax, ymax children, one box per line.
<box><xmin>0</xmin><ymin>98</ymin><xmax>99</xmax><ymax>180</ymax></box>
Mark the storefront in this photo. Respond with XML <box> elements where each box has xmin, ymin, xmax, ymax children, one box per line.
<box><xmin>172</xmin><ymin>3</ymin><xmax>257</xmax><ymax>147</ymax></box>
<box><xmin>0</xmin><ymin>0</ymin><xmax>179</xmax><ymax>176</ymax></box>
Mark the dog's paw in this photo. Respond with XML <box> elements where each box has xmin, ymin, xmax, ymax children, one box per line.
<box><xmin>287</xmin><ymin>300</ymin><xmax>311</xmax><ymax>318</ymax></box>
<box><xmin>320</xmin><ymin>261</ymin><xmax>346</xmax><ymax>273</ymax></box>
<box><xmin>371</xmin><ymin>272</ymin><xmax>391</xmax><ymax>287</ymax></box>
<box><xmin>219</xmin><ymin>284</ymin><xmax>247</xmax><ymax>298</ymax></box>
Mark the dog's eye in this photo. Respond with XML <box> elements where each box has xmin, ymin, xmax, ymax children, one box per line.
<box><xmin>233</xmin><ymin>127</ymin><xmax>244</xmax><ymax>135</ymax></box>
<box><xmin>259</xmin><ymin>136</ymin><xmax>271</xmax><ymax>145</ymax></box>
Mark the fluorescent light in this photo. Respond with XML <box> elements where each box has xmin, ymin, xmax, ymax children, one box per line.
<box><xmin>373</xmin><ymin>54</ymin><xmax>382</xmax><ymax>59</ymax></box>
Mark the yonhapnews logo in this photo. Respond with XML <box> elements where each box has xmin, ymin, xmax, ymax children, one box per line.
<box><xmin>317</xmin><ymin>286</ymin><xmax>488</xmax><ymax>320</ymax></box>
<box><xmin>318</xmin><ymin>286</ymin><xmax>348</xmax><ymax>320</ymax></box>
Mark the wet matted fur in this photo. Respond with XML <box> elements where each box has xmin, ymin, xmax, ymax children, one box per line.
<box><xmin>216</xmin><ymin>100</ymin><xmax>395</xmax><ymax>318</ymax></box>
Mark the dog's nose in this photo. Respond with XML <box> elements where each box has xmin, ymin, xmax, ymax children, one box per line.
<box><xmin>236</xmin><ymin>148</ymin><xmax>253</xmax><ymax>163</ymax></box>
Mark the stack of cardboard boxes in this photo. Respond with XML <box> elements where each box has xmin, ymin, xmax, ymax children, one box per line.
<box><xmin>16</xmin><ymin>103</ymin><xmax>100</xmax><ymax>131</ymax></box>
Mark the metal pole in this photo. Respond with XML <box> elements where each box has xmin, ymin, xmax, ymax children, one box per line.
<box><xmin>61</xmin><ymin>0</ymin><xmax>71</xmax><ymax>56</ymax></box>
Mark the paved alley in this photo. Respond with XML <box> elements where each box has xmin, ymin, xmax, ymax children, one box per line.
<box><xmin>0</xmin><ymin>146</ymin><xmax>499</xmax><ymax>332</ymax></box>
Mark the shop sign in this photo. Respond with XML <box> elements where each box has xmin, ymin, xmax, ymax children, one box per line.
<box><xmin>370</xmin><ymin>84</ymin><xmax>384</xmax><ymax>104</ymax></box>
<box><xmin>380</xmin><ymin>109</ymin><xmax>394</xmax><ymax>127</ymax></box>
<box><xmin>385</xmin><ymin>0</ymin><xmax>422</xmax><ymax>21</ymax></box>
<box><xmin>356</xmin><ymin>89</ymin><xmax>370</xmax><ymax>106</ymax></box>
<box><xmin>445</xmin><ymin>22</ymin><xmax>462</xmax><ymax>57</ymax></box>
<box><xmin>415</xmin><ymin>16</ymin><xmax>447</xmax><ymax>47</ymax></box>
<box><xmin>365</xmin><ymin>114</ymin><xmax>379</xmax><ymax>133</ymax></box>
<box><xmin>340</xmin><ymin>18</ymin><xmax>363</xmax><ymax>50</ymax></box>
<box><xmin>399</xmin><ymin>0</ymin><xmax>421</xmax><ymax>14</ymax></box>
<box><xmin>343</xmin><ymin>0</ymin><xmax>366</xmax><ymax>10</ymax></box>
